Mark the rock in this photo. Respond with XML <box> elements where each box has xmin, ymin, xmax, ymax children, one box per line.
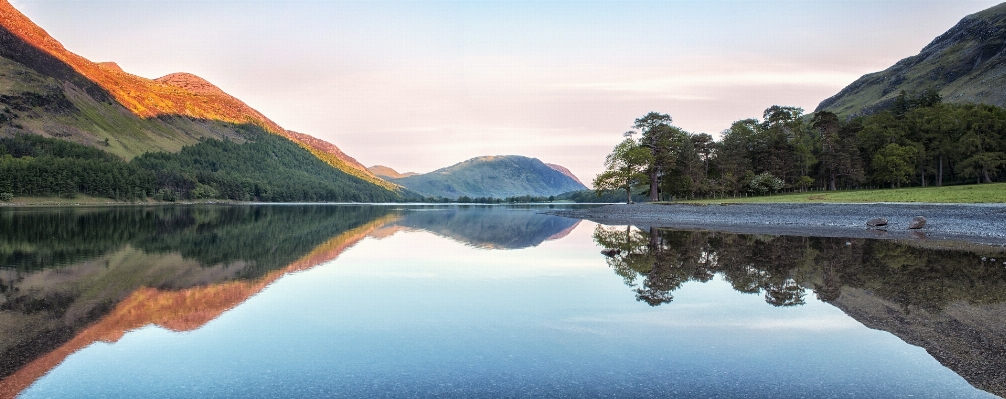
<box><xmin>866</xmin><ymin>218</ymin><xmax>888</xmax><ymax>227</ymax></box>
<box><xmin>909</xmin><ymin>216</ymin><xmax>927</xmax><ymax>229</ymax></box>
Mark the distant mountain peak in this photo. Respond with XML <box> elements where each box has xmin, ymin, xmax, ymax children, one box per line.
<box><xmin>368</xmin><ymin>165</ymin><xmax>418</xmax><ymax>179</ymax></box>
<box><xmin>390</xmin><ymin>155</ymin><xmax>587</xmax><ymax>199</ymax></box>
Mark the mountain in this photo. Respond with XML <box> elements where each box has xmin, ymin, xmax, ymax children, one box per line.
<box><xmin>385</xmin><ymin>155</ymin><xmax>588</xmax><ymax>199</ymax></box>
<box><xmin>817</xmin><ymin>3</ymin><xmax>1006</xmax><ymax>117</ymax></box>
<box><xmin>0</xmin><ymin>0</ymin><xmax>397</xmax><ymax>196</ymax></box>
<box><xmin>368</xmin><ymin>165</ymin><xmax>419</xmax><ymax>179</ymax></box>
<box><xmin>545</xmin><ymin>163</ymin><xmax>585</xmax><ymax>186</ymax></box>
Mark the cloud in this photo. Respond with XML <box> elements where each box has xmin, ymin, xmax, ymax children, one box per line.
<box><xmin>560</xmin><ymin>312</ymin><xmax>862</xmax><ymax>332</ymax></box>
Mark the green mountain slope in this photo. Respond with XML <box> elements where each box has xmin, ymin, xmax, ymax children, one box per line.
<box><xmin>0</xmin><ymin>130</ymin><xmax>405</xmax><ymax>202</ymax></box>
<box><xmin>818</xmin><ymin>3</ymin><xmax>1006</xmax><ymax>117</ymax></box>
<box><xmin>388</xmin><ymin>155</ymin><xmax>587</xmax><ymax>199</ymax></box>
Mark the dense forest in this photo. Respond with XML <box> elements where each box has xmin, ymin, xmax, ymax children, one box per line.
<box><xmin>596</xmin><ymin>92</ymin><xmax>1006</xmax><ymax>201</ymax></box>
<box><xmin>0</xmin><ymin>125</ymin><xmax>404</xmax><ymax>202</ymax></box>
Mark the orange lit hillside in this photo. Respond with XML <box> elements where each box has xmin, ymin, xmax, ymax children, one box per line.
<box><xmin>544</xmin><ymin>220</ymin><xmax>582</xmax><ymax>241</ymax></box>
<box><xmin>285</xmin><ymin>130</ymin><xmax>400</xmax><ymax>191</ymax></box>
<box><xmin>0</xmin><ymin>2</ymin><xmax>280</xmax><ymax>130</ymax></box>
<box><xmin>0</xmin><ymin>214</ymin><xmax>398</xmax><ymax>399</ymax></box>
<box><xmin>545</xmin><ymin>163</ymin><xmax>585</xmax><ymax>186</ymax></box>
<box><xmin>0</xmin><ymin>0</ymin><xmax>394</xmax><ymax>190</ymax></box>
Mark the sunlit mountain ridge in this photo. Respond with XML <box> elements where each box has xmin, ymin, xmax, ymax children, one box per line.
<box><xmin>0</xmin><ymin>0</ymin><xmax>395</xmax><ymax>191</ymax></box>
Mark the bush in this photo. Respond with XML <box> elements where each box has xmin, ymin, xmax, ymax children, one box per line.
<box><xmin>190</xmin><ymin>183</ymin><xmax>221</xmax><ymax>200</ymax></box>
<box><xmin>750</xmin><ymin>172</ymin><xmax>784</xmax><ymax>194</ymax></box>
<box><xmin>0</xmin><ymin>192</ymin><xmax>12</xmax><ymax>202</ymax></box>
<box><xmin>153</xmin><ymin>189</ymin><xmax>177</xmax><ymax>202</ymax></box>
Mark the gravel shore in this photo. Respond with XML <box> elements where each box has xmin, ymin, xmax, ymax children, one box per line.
<box><xmin>546</xmin><ymin>203</ymin><xmax>1006</xmax><ymax>246</ymax></box>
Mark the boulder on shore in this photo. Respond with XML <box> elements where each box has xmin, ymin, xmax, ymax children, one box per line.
<box><xmin>909</xmin><ymin>216</ymin><xmax>927</xmax><ymax>229</ymax></box>
<box><xmin>866</xmin><ymin>218</ymin><xmax>888</xmax><ymax>227</ymax></box>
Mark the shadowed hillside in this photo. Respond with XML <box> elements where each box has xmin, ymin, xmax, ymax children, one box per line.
<box><xmin>818</xmin><ymin>3</ymin><xmax>1006</xmax><ymax>117</ymax></box>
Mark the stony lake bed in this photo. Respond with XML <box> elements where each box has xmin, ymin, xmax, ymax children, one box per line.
<box><xmin>547</xmin><ymin>202</ymin><xmax>1006</xmax><ymax>246</ymax></box>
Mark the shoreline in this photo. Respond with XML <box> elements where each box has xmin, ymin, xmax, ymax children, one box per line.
<box><xmin>545</xmin><ymin>203</ymin><xmax>1006</xmax><ymax>247</ymax></box>
<box><xmin>0</xmin><ymin>199</ymin><xmax>595</xmax><ymax>208</ymax></box>
<box><xmin>0</xmin><ymin>197</ymin><xmax>247</xmax><ymax>207</ymax></box>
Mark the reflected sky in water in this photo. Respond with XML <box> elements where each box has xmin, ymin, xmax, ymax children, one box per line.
<box><xmin>14</xmin><ymin>207</ymin><xmax>996</xmax><ymax>399</ymax></box>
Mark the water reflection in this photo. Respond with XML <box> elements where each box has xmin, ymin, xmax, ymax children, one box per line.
<box><xmin>0</xmin><ymin>204</ymin><xmax>586</xmax><ymax>398</ymax></box>
<box><xmin>3</xmin><ymin>205</ymin><xmax>1005</xmax><ymax>398</ymax></box>
<box><xmin>594</xmin><ymin>225</ymin><xmax>1006</xmax><ymax>397</ymax></box>
<box><xmin>381</xmin><ymin>205</ymin><xmax>581</xmax><ymax>249</ymax></box>
<box><xmin>0</xmin><ymin>205</ymin><xmax>397</xmax><ymax>397</ymax></box>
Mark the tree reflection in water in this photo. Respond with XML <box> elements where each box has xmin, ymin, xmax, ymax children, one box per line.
<box><xmin>595</xmin><ymin>225</ymin><xmax>811</xmax><ymax>307</ymax></box>
<box><xmin>593</xmin><ymin>224</ymin><xmax>1006</xmax><ymax>310</ymax></box>
<box><xmin>593</xmin><ymin>224</ymin><xmax>1006</xmax><ymax>396</ymax></box>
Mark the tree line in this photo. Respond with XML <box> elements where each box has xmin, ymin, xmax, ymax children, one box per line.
<box><xmin>594</xmin><ymin>92</ymin><xmax>1006</xmax><ymax>202</ymax></box>
<box><xmin>0</xmin><ymin>126</ymin><xmax>404</xmax><ymax>202</ymax></box>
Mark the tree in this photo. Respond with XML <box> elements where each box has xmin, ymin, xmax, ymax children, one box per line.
<box><xmin>633</xmin><ymin>112</ymin><xmax>682</xmax><ymax>201</ymax></box>
<box><xmin>954</xmin><ymin>105</ymin><xmax>1006</xmax><ymax>184</ymax></box>
<box><xmin>814</xmin><ymin>111</ymin><xmax>861</xmax><ymax>191</ymax></box>
<box><xmin>717</xmin><ymin>119</ymin><xmax>760</xmax><ymax>195</ymax></box>
<box><xmin>872</xmin><ymin>143</ymin><xmax>918</xmax><ymax>188</ymax></box>
<box><xmin>691</xmin><ymin>133</ymin><xmax>715</xmax><ymax>179</ymax></box>
<box><xmin>759</xmin><ymin>105</ymin><xmax>804</xmax><ymax>185</ymax></box>
<box><xmin>593</xmin><ymin>138</ymin><xmax>652</xmax><ymax>204</ymax></box>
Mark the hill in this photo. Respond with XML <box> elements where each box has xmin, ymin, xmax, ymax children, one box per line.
<box><xmin>368</xmin><ymin>165</ymin><xmax>419</xmax><ymax>179</ymax></box>
<box><xmin>386</xmin><ymin>155</ymin><xmax>587</xmax><ymax>199</ymax></box>
<box><xmin>817</xmin><ymin>3</ymin><xmax>1006</xmax><ymax>117</ymax></box>
<box><xmin>545</xmin><ymin>163</ymin><xmax>585</xmax><ymax>186</ymax></box>
<box><xmin>0</xmin><ymin>0</ymin><xmax>398</xmax><ymax>198</ymax></box>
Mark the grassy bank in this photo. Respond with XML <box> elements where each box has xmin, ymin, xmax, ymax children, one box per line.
<box><xmin>681</xmin><ymin>183</ymin><xmax>1006</xmax><ymax>204</ymax></box>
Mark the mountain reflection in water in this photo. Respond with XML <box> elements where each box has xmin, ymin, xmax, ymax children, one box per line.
<box><xmin>594</xmin><ymin>225</ymin><xmax>1006</xmax><ymax>397</ymax></box>
<box><xmin>0</xmin><ymin>205</ymin><xmax>581</xmax><ymax>398</ymax></box>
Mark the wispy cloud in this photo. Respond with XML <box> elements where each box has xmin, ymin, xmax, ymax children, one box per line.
<box><xmin>560</xmin><ymin>312</ymin><xmax>862</xmax><ymax>332</ymax></box>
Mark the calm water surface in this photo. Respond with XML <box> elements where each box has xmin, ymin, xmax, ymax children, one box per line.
<box><xmin>1</xmin><ymin>205</ymin><xmax>1004</xmax><ymax>398</ymax></box>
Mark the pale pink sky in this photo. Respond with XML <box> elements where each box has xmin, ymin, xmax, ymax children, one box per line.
<box><xmin>12</xmin><ymin>0</ymin><xmax>1004</xmax><ymax>184</ymax></box>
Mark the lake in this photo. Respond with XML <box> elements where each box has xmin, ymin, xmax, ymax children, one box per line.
<box><xmin>1</xmin><ymin>204</ymin><xmax>1004</xmax><ymax>398</ymax></box>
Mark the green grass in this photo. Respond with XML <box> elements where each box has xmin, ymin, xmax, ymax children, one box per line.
<box><xmin>681</xmin><ymin>183</ymin><xmax>1006</xmax><ymax>204</ymax></box>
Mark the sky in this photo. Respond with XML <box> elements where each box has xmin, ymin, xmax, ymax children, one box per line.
<box><xmin>11</xmin><ymin>0</ymin><xmax>1005</xmax><ymax>183</ymax></box>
